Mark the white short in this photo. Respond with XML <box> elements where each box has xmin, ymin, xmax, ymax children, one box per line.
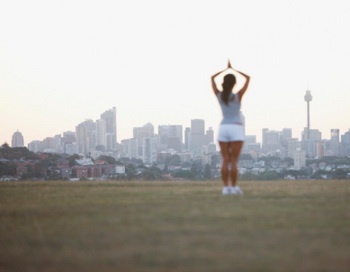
<box><xmin>218</xmin><ymin>124</ymin><xmax>245</xmax><ymax>142</ymax></box>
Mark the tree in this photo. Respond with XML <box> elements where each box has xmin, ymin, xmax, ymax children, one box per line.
<box><xmin>0</xmin><ymin>162</ymin><xmax>17</xmax><ymax>176</ymax></box>
<box><xmin>68</xmin><ymin>154</ymin><xmax>81</xmax><ymax>167</ymax></box>
<box><xmin>203</xmin><ymin>164</ymin><xmax>212</xmax><ymax>180</ymax></box>
<box><xmin>166</xmin><ymin>155</ymin><xmax>181</xmax><ymax>166</ymax></box>
<box><xmin>258</xmin><ymin>171</ymin><xmax>281</xmax><ymax>180</ymax></box>
<box><xmin>97</xmin><ymin>155</ymin><xmax>117</xmax><ymax>165</ymax></box>
<box><xmin>190</xmin><ymin>160</ymin><xmax>203</xmax><ymax>180</ymax></box>
<box><xmin>126</xmin><ymin>164</ymin><xmax>137</xmax><ymax>180</ymax></box>
<box><xmin>1</xmin><ymin>142</ymin><xmax>10</xmax><ymax>149</ymax></box>
<box><xmin>141</xmin><ymin>167</ymin><xmax>162</xmax><ymax>180</ymax></box>
<box><xmin>172</xmin><ymin>169</ymin><xmax>195</xmax><ymax>179</ymax></box>
<box><xmin>331</xmin><ymin>169</ymin><xmax>347</xmax><ymax>179</ymax></box>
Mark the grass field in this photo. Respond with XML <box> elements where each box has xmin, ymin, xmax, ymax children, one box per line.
<box><xmin>0</xmin><ymin>180</ymin><xmax>349</xmax><ymax>272</ymax></box>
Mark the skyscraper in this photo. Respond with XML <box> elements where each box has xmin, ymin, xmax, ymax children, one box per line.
<box><xmin>76</xmin><ymin>120</ymin><xmax>96</xmax><ymax>156</ymax></box>
<box><xmin>190</xmin><ymin>119</ymin><xmax>206</xmax><ymax>153</ymax></box>
<box><xmin>133</xmin><ymin>123</ymin><xmax>154</xmax><ymax>156</ymax></box>
<box><xmin>330</xmin><ymin>129</ymin><xmax>340</xmax><ymax>156</ymax></box>
<box><xmin>184</xmin><ymin>127</ymin><xmax>191</xmax><ymax>151</ymax></box>
<box><xmin>11</xmin><ymin>131</ymin><xmax>24</xmax><ymax>147</ymax></box>
<box><xmin>100</xmin><ymin>107</ymin><xmax>117</xmax><ymax>151</ymax></box>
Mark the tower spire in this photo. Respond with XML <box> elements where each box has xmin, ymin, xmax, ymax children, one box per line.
<box><xmin>304</xmin><ymin>89</ymin><xmax>313</xmax><ymax>140</ymax></box>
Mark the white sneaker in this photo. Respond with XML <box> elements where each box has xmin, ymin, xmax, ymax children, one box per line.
<box><xmin>222</xmin><ymin>186</ymin><xmax>231</xmax><ymax>195</ymax></box>
<box><xmin>233</xmin><ymin>186</ymin><xmax>243</xmax><ymax>195</ymax></box>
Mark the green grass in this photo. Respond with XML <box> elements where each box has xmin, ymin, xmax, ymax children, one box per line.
<box><xmin>0</xmin><ymin>180</ymin><xmax>349</xmax><ymax>272</ymax></box>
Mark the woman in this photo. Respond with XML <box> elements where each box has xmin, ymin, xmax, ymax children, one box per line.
<box><xmin>211</xmin><ymin>61</ymin><xmax>250</xmax><ymax>195</ymax></box>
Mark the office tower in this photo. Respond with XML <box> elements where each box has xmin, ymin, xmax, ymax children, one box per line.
<box><xmin>76</xmin><ymin>120</ymin><xmax>96</xmax><ymax>156</ymax></box>
<box><xmin>11</xmin><ymin>131</ymin><xmax>24</xmax><ymax>147</ymax></box>
<box><xmin>304</xmin><ymin>90</ymin><xmax>312</xmax><ymax>139</ymax></box>
<box><xmin>168</xmin><ymin>125</ymin><xmax>183</xmax><ymax>152</ymax></box>
<box><xmin>184</xmin><ymin>127</ymin><xmax>191</xmax><ymax>150</ymax></box>
<box><xmin>42</xmin><ymin>137</ymin><xmax>55</xmax><ymax>152</ymax></box>
<box><xmin>96</xmin><ymin>118</ymin><xmax>107</xmax><ymax>151</ymax></box>
<box><xmin>158</xmin><ymin>125</ymin><xmax>183</xmax><ymax>152</ymax></box>
<box><xmin>53</xmin><ymin>134</ymin><xmax>62</xmax><ymax>153</ymax></box>
<box><xmin>287</xmin><ymin>139</ymin><xmax>301</xmax><ymax>158</ymax></box>
<box><xmin>330</xmin><ymin>129</ymin><xmax>340</xmax><ymax>156</ymax></box>
<box><xmin>158</xmin><ymin>125</ymin><xmax>169</xmax><ymax>145</ymax></box>
<box><xmin>206</xmin><ymin>127</ymin><xmax>214</xmax><ymax>143</ymax></box>
<box><xmin>100</xmin><ymin>107</ymin><xmax>117</xmax><ymax>151</ymax></box>
<box><xmin>28</xmin><ymin>141</ymin><xmax>43</xmax><ymax>153</ymax></box>
<box><xmin>133</xmin><ymin>123</ymin><xmax>154</xmax><ymax>144</ymax></box>
<box><xmin>190</xmin><ymin>119</ymin><xmax>206</xmax><ymax>152</ymax></box>
<box><xmin>294</xmin><ymin>148</ymin><xmax>306</xmax><ymax>169</ymax></box>
<box><xmin>62</xmin><ymin>131</ymin><xmax>76</xmax><ymax>155</ymax></box>
<box><xmin>243</xmin><ymin>135</ymin><xmax>261</xmax><ymax>152</ymax></box>
<box><xmin>191</xmin><ymin>119</ymin><xmax>205</xmax><ymax>135</ymax></box>
<box><xmin>301</xmin><ymin>128</ymin><xmax>322</xmax><ymax>141</ymax></box>
<box><xmin>341</xmin><ymin>129</ymin><xmax>350</xmax><ymax>156</ymax></box>
<box><xmin>316</xmin><ymin>142</ymin><xmax>325</xmax><ymax>158</ymax></box>
<box><xmin>262</xmin><ymin>129</ymin><xmax>281</xmax><ymax>154</ymax></box>
<box><xmin>121</xmin><ymin>138</ymin><xmax>139</xmax><ymax>159</ymax></box>
<box><xmin>280</xmin><ymin>128</ymin><xmax>292</xmax><ymax>150</ymax></box>
<box><xmin>133</xmin><ymin>123</ymin><xmax>154</xmax><ymax>156</ymax></box>
<box><xmin>169</xmin><ymin>125</ymin><xmax>183</xmax><ymax>143</ymax></box>
<box><xmin>142</xmin><ymin>137</ymin><xmax>158</xmax><ymax>164</ymax></box>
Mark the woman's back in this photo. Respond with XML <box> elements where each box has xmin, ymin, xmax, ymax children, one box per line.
<box><xmin>217</xmin><ymin>92</ymin><xmax>242</xmax><ymax>124</ymax></box>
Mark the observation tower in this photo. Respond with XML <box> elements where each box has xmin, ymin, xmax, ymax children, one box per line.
<box><xmin>304</xmin><ymin>90</ymin><xmax>313</xmax><ymax>140</ymax></box>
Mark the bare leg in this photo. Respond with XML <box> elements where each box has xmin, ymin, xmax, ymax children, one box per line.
<box><xmin>228</xmin><ymin>141</ymin><xmax>243</xmax><ymax>187</ymax></box>
<box><xmin>219</xmin><ymin>142</ymin><xmax>230</xmax><ymax>187</ymax></box>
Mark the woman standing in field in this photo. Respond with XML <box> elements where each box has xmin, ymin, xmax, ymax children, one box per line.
<box><xmin>211</xmin><ymin>61</ymin><xmax>250</xmax><ymax>195</ymax></box>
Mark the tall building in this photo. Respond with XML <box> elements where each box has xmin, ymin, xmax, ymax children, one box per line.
<box><xmin>28</xmin><ymin>140</ymin><xmax>42</xmax><ymax>153</ymax></box>
<box><xmin>190</xmin><ymin>119</ymin><xmax>206</xmax><ymax>153</ymax></box>
<box><xmin>121</xmin><ymin>138</ymin><xmax>139</xmax><ymax>159</ymax></box>
<box><xmin>301</xmin><ymin>128</ymin><xmax>322</xmax><ymax>158</ymax></box>
<box><xmin>96</xmin><ymin>118</ymin><xmax>107</xmax><ymax>151</ymax></box>
<box><xmin>287</xmin><ymin>139</ymin><xmax>301</xmax><ymax>158</ymax></box>
<box><xmin>100</xmin><ymin>107</ymin><xmax>117</xmax><ymax>151</ymax></box>
<box><xmin>206</xmin><ymin>127</ymin><xmax>214</xmax><ymax>143</ymax></box>
<box><xmin>158</xmin><ymin>125</ymin><xmax>183</xmax><ymax>152</ymax></box>
<box><xmin>243</xmin><ymin>135</ymin><xmax>261</xmax><ymax>152</ymax></box>
<box><xmin>158</xmin><ymin>125</ymin><xmax>169</xmax><ymax>146</ymax></box>
<box><xmin>76</xmin><ymin>120</ymin><xmax>96</xmax><ymax>156</ymax></box>
<box><xmin>330</xmin><ymin>129</ymin><xmax>340</xmax><ymax>156</ymax></box>
<box><xmin>133</xmin><ymin>123</ymin><xmax>154</xmax><ymax>156</ymax></box>
<box><xmin>341</xmin><ymin>129</ymin><xmax>350</xmax><ymax>156</ymax></box>
<box><xmin>301</xmin><ymin>128</ymin><xmax>321</xmax><ymax>141</ymax></box>
<box><xmin>42</xmin><ymin>137</ymin><xmax>55</xmax><ymax>152</ymax></box>
<box><xmin>62</xmin><ymin>131</ymin><xmax>76</xmax><ymax>155</ymax></box>
<box><xmin>316</xmin><ymin>141</ymin><xmax>325</xmax><ymax>158</ymax></box>
<box><xmin>191</xmin><ymin>119</ymin><xmax>205</xmax><ymax>135</ymax></box>
<box><xmin>142</xmin><ymin>137</ymin><xmax>158</xmax><ymax>164</ymax></box>
<box><xmin>11</xmin><ymin>131</ymin><xmax>24</xmax><ymax>147</ymax></box>
<box><xmin>262</xmin><ymin>129</ymin><xmax>281</xmax><ymax>154</ymax></box>
<box><xmin>184</xmin><ymin>127</ymin><xmax>191</xmax><ymax>151</ymax></box>
<box><xmin>294</xmin><ymin>148</ymin><xmax>306</xmax><ymax>169</ymax></box>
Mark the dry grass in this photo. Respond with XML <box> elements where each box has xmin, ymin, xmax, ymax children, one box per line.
<box><xmin>0</xmin><ymin>180</ymin><xmax>350</xmax><ymax>272</ymax></box>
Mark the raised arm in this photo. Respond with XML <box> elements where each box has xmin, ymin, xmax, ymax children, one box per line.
<box><xmin>236</xmin><ymin>70</ymin><xmax>250</xmax><ymax>102</ymax></box>
<box><xmin>211</xmin><ymin>71</ymin><xmax>222</xmax><ymax>96</ymax></box>
<box><xmin>211</xmin><ymin>61</ymin><xmax>231</xmax><ymax>96</ymax></box>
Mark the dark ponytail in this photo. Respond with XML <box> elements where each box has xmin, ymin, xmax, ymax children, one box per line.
<box><xmin>221</xmin><ymin>74</ymin><xmax>236</xmax><ymax>105</ymax></box>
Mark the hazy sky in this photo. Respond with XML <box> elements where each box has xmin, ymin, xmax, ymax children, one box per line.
<box><xmin>1</xmin><ymin>0</ymin><xmax>350</xmax><ymax>145</ymax></box>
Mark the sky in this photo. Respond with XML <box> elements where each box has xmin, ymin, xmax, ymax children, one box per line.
<box><xmin>1</xmin><ymin>0</ymin><xmax>350</xmax><ymax>146</ymax></box>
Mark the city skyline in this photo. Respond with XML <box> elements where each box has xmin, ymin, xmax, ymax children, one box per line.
<box><xmin>1</xmin><ymin>1</ymin><xmax>350</xmax><ymax>145</ymax></box>
<box><xmin>3</xmin><ymin>106</ymin><xmax>350</xmax><ymax>147</ymax></box>
<box><xmin>8</xmin><ymin>107</ymin><xmax>350</xmax><ymax>149</ymax></box>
